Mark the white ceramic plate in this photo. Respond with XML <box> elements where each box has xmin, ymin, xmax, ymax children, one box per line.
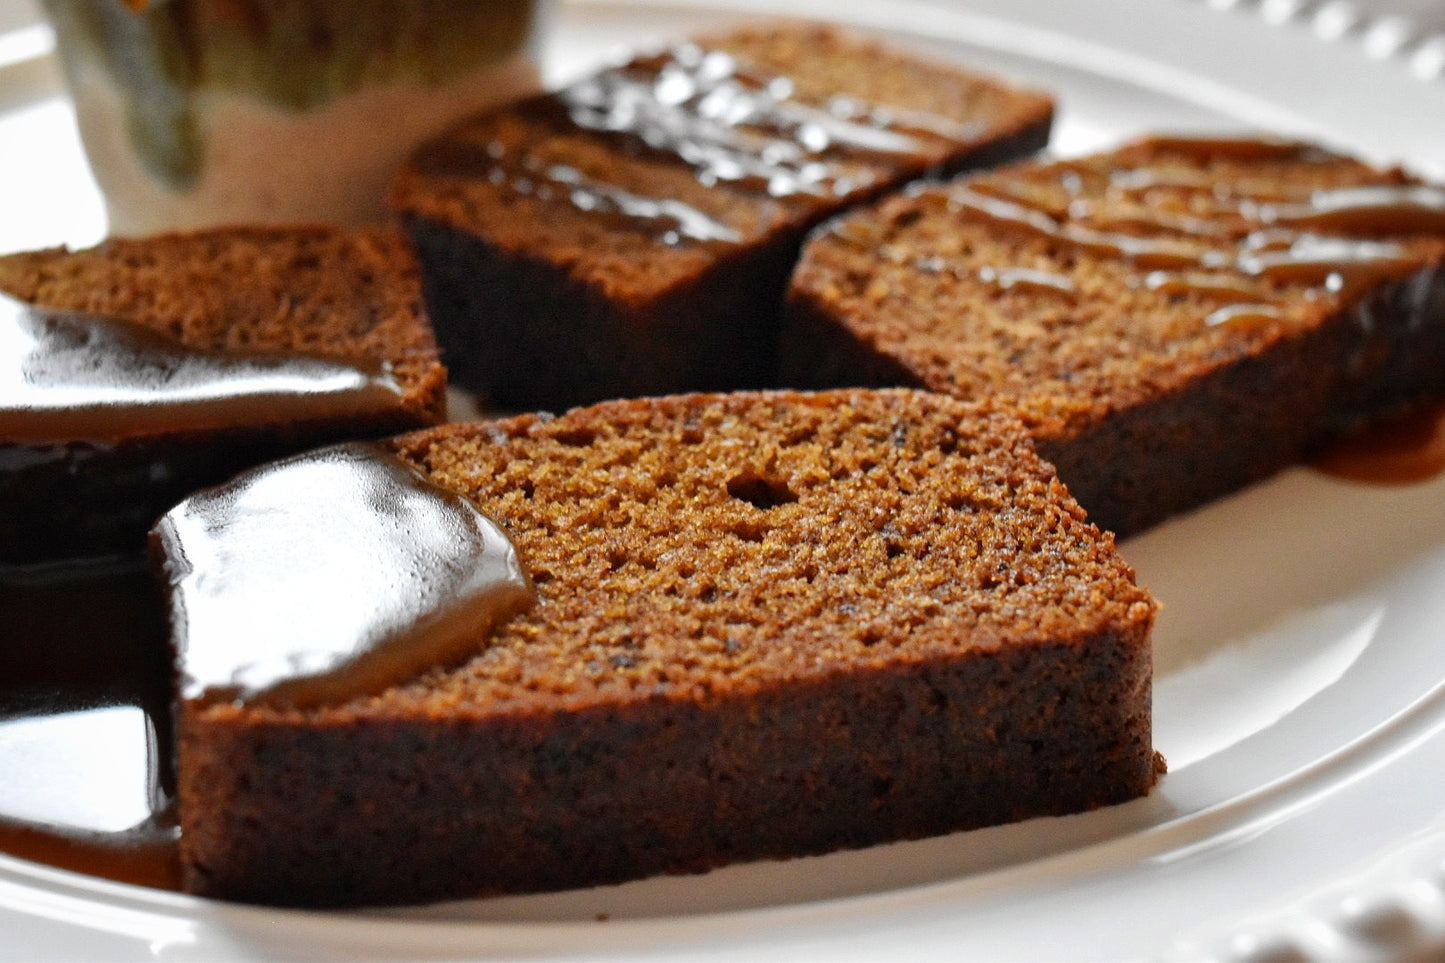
<box><xmin>3</xmin><ymin>0</ymin><xmax>1445</xmax><ymax>959</ymax></box>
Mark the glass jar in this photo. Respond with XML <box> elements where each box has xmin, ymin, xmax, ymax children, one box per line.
<box><xmin>42</xmin><ymin>0</ymin><xmax>548</xmax><ymax>234</ymax></box>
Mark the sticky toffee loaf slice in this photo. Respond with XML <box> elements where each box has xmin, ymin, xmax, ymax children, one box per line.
<box><xmin>165</xmin><ymin>388</ymin><xmax>1159</xmax><ymax>907</ymax></box>
<box><xmin>0</xmin><ymin>226</ymin><xmax>446</xmax><ymax>564</ymax></box>
<box><xmin>388</xmin><ymin>22</ymin><xmax>1054</xmax><ymax>409</ymax></box>
<box><xmin>783</xmin><ymin>136</ymin><xmax>1445</xmax><ymax>536</ymax></box>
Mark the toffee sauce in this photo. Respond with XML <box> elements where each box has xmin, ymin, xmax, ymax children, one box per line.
<box><xmin>414</xmin><ymin>41</ymin><xmax>978</xmax><ymax>246</ymax></box>
<box><xmin>0</xmin><ymin>558</ymin><xmax>180</xmax><ymax>889</ymax></box>
<box><xmin>926</xmin><ymin>132</ymin><xmax>1443</xmax><ymax>315</ymax></box>
<box><xmin>0</xmin><ymin>293</ymin><xmax>406</xmax><ymax>444</ymax></box>
<box><xmin>943</xmin><ymin>180</ymin><xmax>1444</xmax><ymax>311</ymax></box>
<box><xmin>1</xmin><ymin>444</ymin><xmax>535</xmax><ymax>889</ymax></box>
<box><xmin>1312</xmin><ymin>399</ymin><xmax>1445</xmax><ymax>484</ymax></box>
<box><xmin>156</xmin><ymin>443</ymin><xmax>535</xmax><ymax>709</ymax></box>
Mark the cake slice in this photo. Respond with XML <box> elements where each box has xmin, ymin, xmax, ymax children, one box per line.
<box><xmin>0</xmin><ymin>226</ymin><xmax>446</xmax><ymax>564</ymax></box>
<box><xmin>783</xmin><ymin>136</ymin><xmax>1445</xmax><ymax>536</ymax></box>
<box><xmin>388</xmin><ymin>21</ymin><xmax>1054</xmax><ymax>409</ymax></box>
<box><xmin>159</xmin><ymin>388</ymin><xmax>1159</xmax><ymax>907</ymax></box>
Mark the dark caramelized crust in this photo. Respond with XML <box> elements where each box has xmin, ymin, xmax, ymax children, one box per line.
<box><xmin>175</xmin><ymin>388</ymin><xmax>1159</xmax><ymax>906</ymax></box>
<box><xmin>783</xmin><ymin>137</ymin><xmax>1445</xmax><ymax>535</ymax></box>
<box><xmin>389</xmin><ymin>21</ymin><xmax>1053</xmax><ymax>409</ymax></box>
<box><xmin>0</xmin><ymin>226</ymin><xmax>446</xmax><ymax>564</ymax></box>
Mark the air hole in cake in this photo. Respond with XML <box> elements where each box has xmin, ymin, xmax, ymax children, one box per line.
<box><xmin>549</xmin><ymin>425</ymin><xmax>596</xmax><ymax>447</ymax></box>
<box><xmin>943</xmin><ymin>491</ymin><xmax>977</xmax><ymax>512</ymax></box>
<box><xmin>726</xmin><ymin>471</ymin><xmax>798</xmax><ymax>509</ymax></box>
<box><xmin>729</xmin><ymin>517</ymin><xmax>768</xmax><ymax>543</ymax></box>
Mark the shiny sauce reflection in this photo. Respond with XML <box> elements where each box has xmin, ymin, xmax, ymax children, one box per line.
<box><xmin>1313</xmin><ymin>400</ymin><xmax>1445</xmax><ymax>484</ymax></box>
<box><xmin>0</xmin><ymin>292</ymin><xmax>405</xmax><ymax>444</ymax></box>
<box><xmin>155</xmin><ymin>443</ymin><xmax>535</xmax><ymax>709</ymax></box>
<box><xmin>0</xmin><ymin>560</ymin><xmax>180</xmax><ymax>889</ymax></box>
<box><xmin>933</xmin><ymin>139</ymin><xmax>1445</xmax><ymax>331</ymax></box>
<box><xmin>416</xmin><ymin>40</ymin><xmax>981</xmax><ymax>247</ymax></box>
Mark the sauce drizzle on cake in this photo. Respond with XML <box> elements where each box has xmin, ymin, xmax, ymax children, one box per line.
<box><xmin>908</xmin><ymin>146</ymin><xmax>1445</xmax><ymax>327</ymax></box>
<box><xmin>153</xmin><ymin>442</ymin><xmax>535</xmax><ymax>709</ymax></box>
<box><xmin>412</xmin><ymin>38</ymin><xmax>998</xmax><ymax>248</ymax></box>
<box><xmin>553</xmin><ymin>42</ymin><xmax>980</xmax><ymax>202</ymax></box>
<box><xmin>0</xmin><ymin>293</ymin><xmax>407</xmax><ymax>444</ymax></box>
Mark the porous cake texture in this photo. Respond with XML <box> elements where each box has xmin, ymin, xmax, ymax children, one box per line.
<box><xmin>389</xmin><ymin>22</ymin><xmax>1053</xmax><ymax>409</ymax></box>
<box><xmin>174</xmin><ymin>388</ymin><xmax>1159</xmax><ymax>906</ymax></box>
<box><xmin>783</xmin><ymin>136</ymin><xmax>1445</xmax><ymax>536</ymax></box>
<box><xmin>0</xmin><ymin>226</ymin><xmax>445</xmax><ymax>563</ymax></box>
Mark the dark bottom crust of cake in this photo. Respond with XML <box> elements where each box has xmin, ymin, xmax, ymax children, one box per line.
<box><xmin>178</xmin><ymin>627</ymin><xmax>1154</xmax><ymax>907</ymax></box>
<box><xmin>0</xmin><ymin>411</ymin><xmax>433</xmax><ymax>567</ymax></box>
<box><xmin>401</xmin><ymin>120</ymin><xmax>1053</xmax><ymax>413</ymax></box>
<box><xmin>780</xmin><ymin>265</ymin><xmax>1445</xmax><ymax>538</ymax></box>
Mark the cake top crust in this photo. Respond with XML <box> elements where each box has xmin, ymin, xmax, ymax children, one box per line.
<box><xmin>389</xmin><ymin>22</ymin><xmax>1054</xmax><ymax>299</ymax></box>
<box><xmin>196</xmin><ymin>389</ymin><xmax>1155</xmax><ymax>725</ymax></box>
<box><xmin>789</xmin><ymin>135</ymin><xmax>1445</xmax><ymax>440</ymax></box>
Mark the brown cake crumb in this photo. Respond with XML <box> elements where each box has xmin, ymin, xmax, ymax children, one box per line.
<box><xmin>173</xmin><ymin>388</ymin><xmax>1159</xmax><ymax>906</ymax></box>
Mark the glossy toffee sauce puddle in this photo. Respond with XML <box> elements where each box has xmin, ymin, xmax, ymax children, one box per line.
<box><xmin>0</xmin><ymin>444</ymin><xmax>534</xmax><ymax>892</ymax></box>
<box><xmin>157</xmin><ymin>443</ymin><xmax>535</xmax><ymax>710</ymax></box>
<box><xmin>0</xmin><ymin>558</ymin><xmax>180</xmax><ymax>889</ymax></box>
<box><xmin>0</xmin><ymin>293</ymin><xmax>405</xmax><ymax>445</ymax></box>
<box><xmin>1312</xmin><ymin>399</ymin><xmax>1445</xmax><ymax>484</ymax></box>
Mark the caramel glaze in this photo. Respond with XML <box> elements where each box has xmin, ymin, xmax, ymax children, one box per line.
<box><xmin>931</xmin><ymin>139</ymin><xmax>1445</xmax><ymax>329</ymax></box>
<box><xmin>0</xmin><ymin>293</ymin><xmax>405</xmax><ymax>445</ymax></box>
<box><xmin>154</xmin><ymin>442</ymin><xmax>535</xmax><ymax>709</ymax></box>
<box><xmin>0</xmin><ymin>558</ymin><xmax>180</xmax><ymax>889</ymax></box>
<box><xmin>413</xmin><ymin>140</ymin><xmax>741</xmax><ymax>246</ymax></box>
<box><xmin>1126</xmin><ymin>134</ymin><xmax>1337</xmax><ymax>164</ymax></box>
<box><xmin>2</xmin><ymin>445</ymin><xmax>535</xmax><ymax>889</ymax></box>
<box><xmin>414</xmin><ymin>41</ymin><xmax>980</xmax><ymax>246</ymax></box>
<box><xmin>1313</xmin><ymin>399</ymin><xmax>1445</xmax><ymax>484</ymax></box>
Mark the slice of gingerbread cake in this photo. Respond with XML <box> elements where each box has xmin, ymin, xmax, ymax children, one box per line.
<box><xmin>389</xmin><ymin>22</ymin><xmax>1053</xmax><ymax>410</ymax></box>
<box><xmin>0</xmin><ymin>226</ymin><xmax>446</xmax><ymax>565</ymax></box>
<box><xmin>783</xmin><ymin>136</ymin><xmax>1445</xmax><ymax>536</ymax></box>
<box><xmin>156</xmin><ymin>388</ymin><xmax>1160</xmax><ymax>906</ymax></box>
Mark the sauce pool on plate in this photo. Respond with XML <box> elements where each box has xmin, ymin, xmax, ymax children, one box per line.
<box><xmin>1312</xmin><ymin>399</ymin><xmax>1445</xmax><ymax>485</ymax></box>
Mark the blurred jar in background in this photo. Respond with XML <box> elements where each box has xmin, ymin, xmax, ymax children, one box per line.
<box><xmin>42</xmin><ymin>0</ymin><xmax>547</xmax><ymax>234</ymax></box>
